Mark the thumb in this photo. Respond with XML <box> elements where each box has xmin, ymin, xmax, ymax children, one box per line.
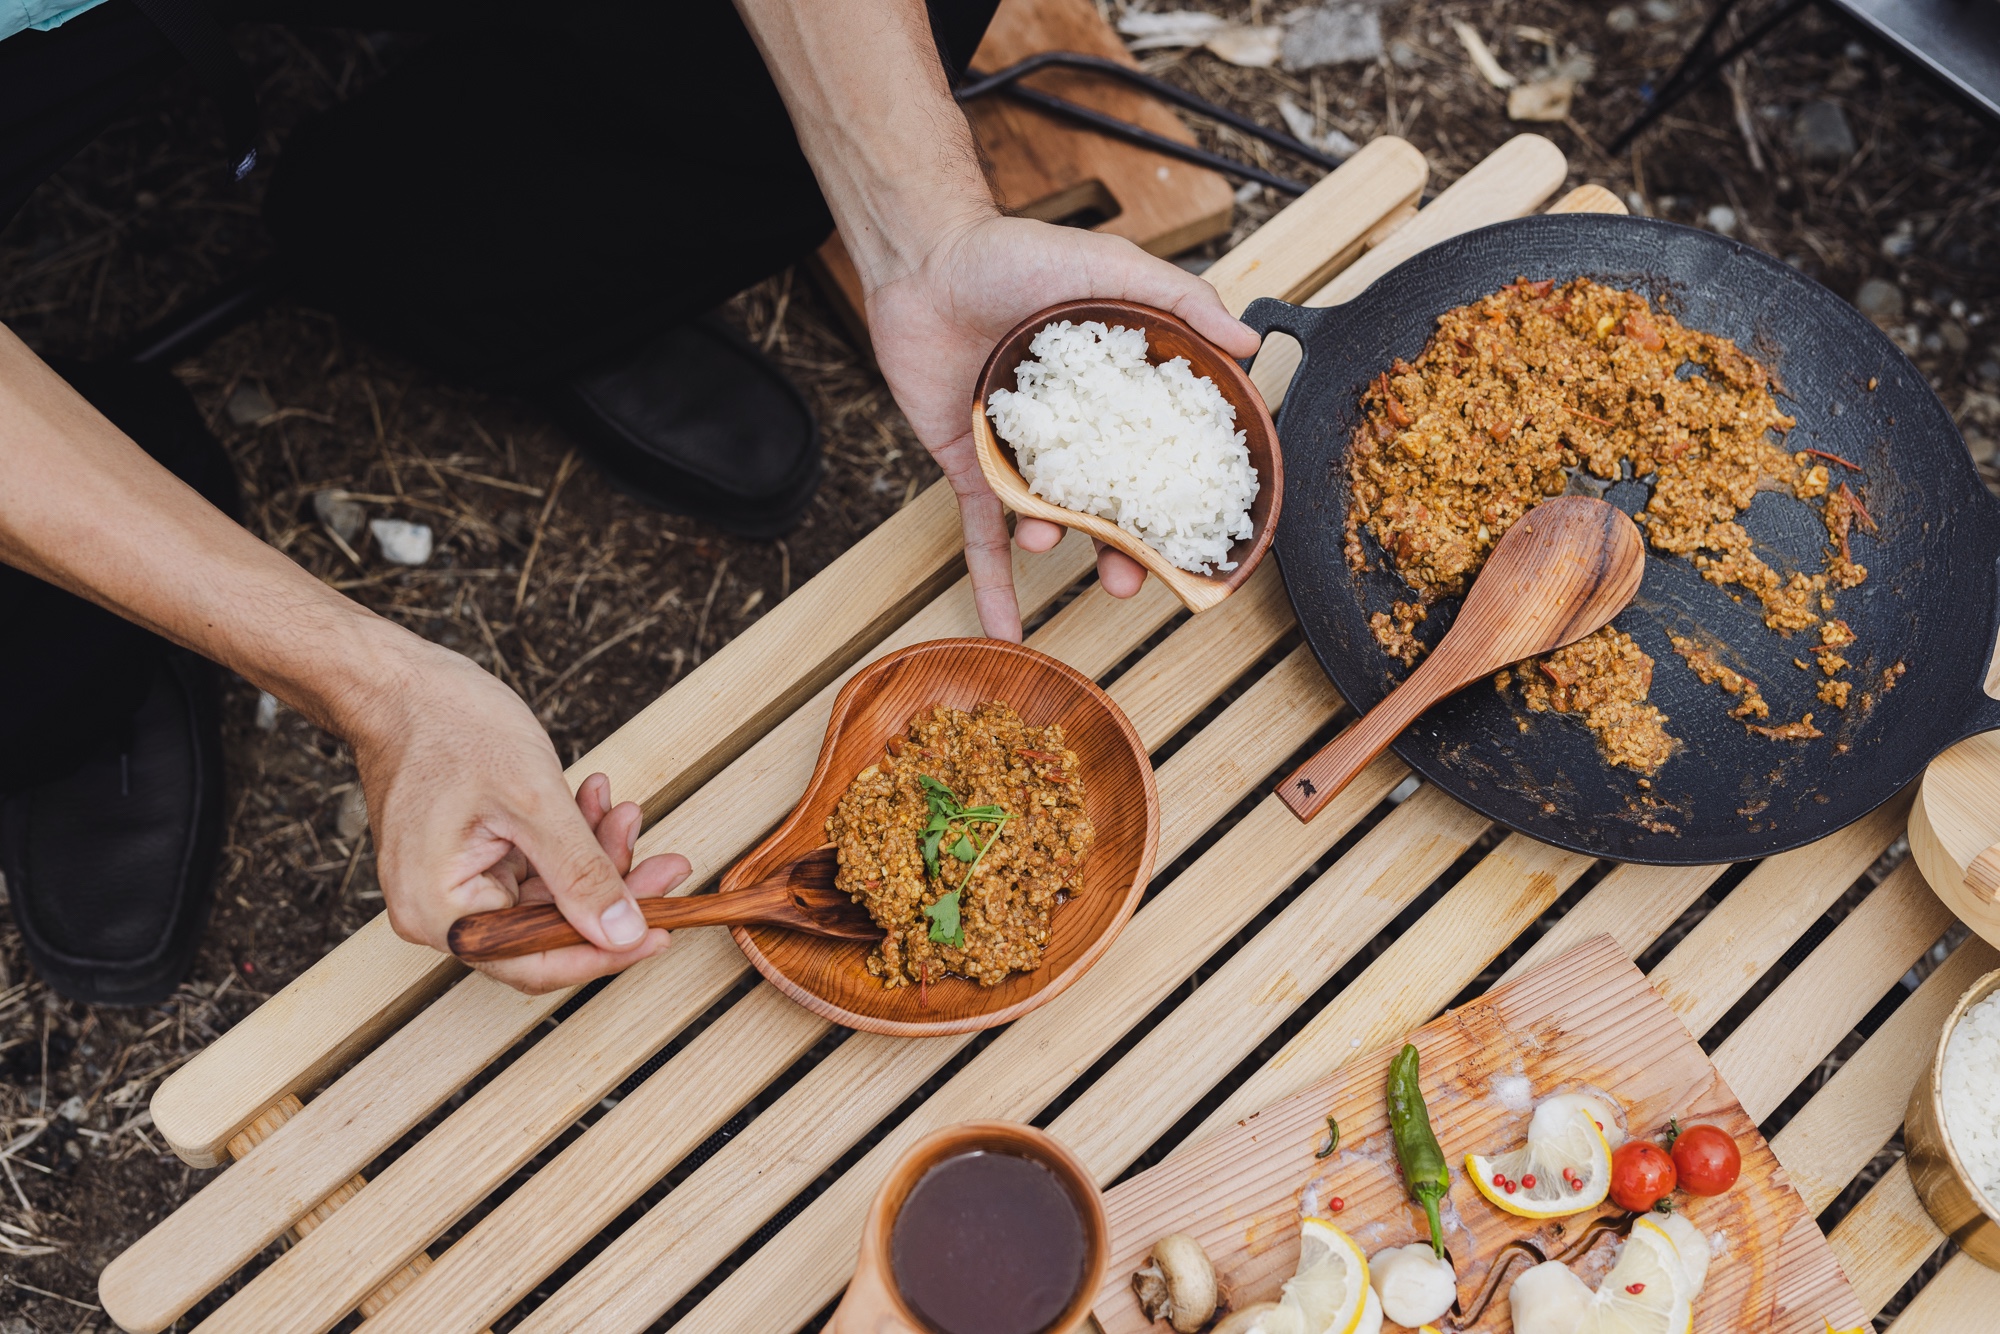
<box><xmin>514</xmin><ymin>794</ymin><xmax>649</xmax><ymax>951</ymax></box>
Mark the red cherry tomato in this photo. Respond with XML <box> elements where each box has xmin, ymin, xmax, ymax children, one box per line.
<box><xmin>1610</xmin><ymin>1140</ymin><xmax>1677</xmax><ymax>1213</ymax></box>
<box><xmin>1671</xmin><ymin>1124</ymin><xmax>1742</xmax><ymax>1195</ymax></box>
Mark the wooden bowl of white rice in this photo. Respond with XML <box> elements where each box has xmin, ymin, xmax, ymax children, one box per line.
<box><xmin>1906</xmin><ymin>966</ymin><xmax>2000</xmax><ymax>1269</ymax></box>
<box><xmin>973</xmin><ymin>300</ymin><xmax>1281</xmax><ymax>614</ymax></box>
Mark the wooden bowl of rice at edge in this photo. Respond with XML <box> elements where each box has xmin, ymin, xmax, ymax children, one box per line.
<box><xmin>1906</xmin><ymin>965</ymin><xmax>2000</xmax><ymax>1269</ymax></box>
<box><xmin>972</xmin><ymin>299</ymin><xmax>1282</xmax><ymax>614</ymax></box>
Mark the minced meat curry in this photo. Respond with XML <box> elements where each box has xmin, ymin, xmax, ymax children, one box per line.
<box><xmin>825</xmin><ymin>702</ymin><xmax>1093</xmax><ymax>990</ymax></box>
<box><xmin>1348</xmin><ymin>277</ymin><xmax>1873</xmax><ymax>772</ymax></box>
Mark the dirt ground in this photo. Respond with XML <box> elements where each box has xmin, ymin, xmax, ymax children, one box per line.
<box><xmin>1</xmin><ymin>2</ymin><xmax>1994</xmax><ymax>1329</ymax></box>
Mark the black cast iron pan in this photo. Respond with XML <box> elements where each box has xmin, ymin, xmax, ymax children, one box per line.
<box><xmin>1242</xmin><ymin>213</ymin><xmax>2000</xmax><ymax>865</ymax></box>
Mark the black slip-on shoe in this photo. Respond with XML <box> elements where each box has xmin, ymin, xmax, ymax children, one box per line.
<box><xmin>556</xmin><ymin>316</ymin><xmax>822</xmax><ymax>540</ymax></box>
<box><xmin>2</xmin><ymin>651</ymin><xmax>223</xmax><ymax>1006</ymax></box>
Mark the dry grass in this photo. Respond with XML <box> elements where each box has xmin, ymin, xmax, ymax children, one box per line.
<box><xmin>0</xmin><ymin>3</ymin><xmax>1993</xmax><ymax>1328</ymax></box>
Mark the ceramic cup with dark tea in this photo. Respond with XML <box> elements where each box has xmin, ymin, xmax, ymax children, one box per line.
<box><xmin>828</xmin><ymin>1121</ymin><xmax>1109</xmax><ymax>1334</ymax></box>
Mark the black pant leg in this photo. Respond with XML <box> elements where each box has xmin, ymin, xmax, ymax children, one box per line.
<box><xmin>261</xmin><ymin>0</ymin><xmax>1003</xmax><ymax>386</ymax></box>
<box><xmin>0</xmin><ymin>365</ymin><xmax>238</xmax><ymax>793</ymax></box>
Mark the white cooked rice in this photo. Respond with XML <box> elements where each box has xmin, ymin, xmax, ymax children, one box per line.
<box><xmin>985</xmin><ymin>320</ymin><xmax>1258</xmax><ymax>575</ymax></box>
<box><xmin>1942</xmin><ymin>989</ymin><xmax>2000</xmax><ymax>1213</ymax></box>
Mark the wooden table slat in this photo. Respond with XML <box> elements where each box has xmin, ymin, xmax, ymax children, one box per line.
<box><xmin>1048</xmin><ymin>782</ymin><xmax>1493</xmax><ymax>1172</ymax></box>
<box><xmin>1499</xmin><ymin>859</ymin><xmax>1726</xmax><ymax>983</ymax></box>
<box><xmin>1712</xmin><ymin>859</ymin><xmax>1954</xmax><ymax>1122</ymax></box>
<box><xmin>1187</xmin><ymin>833</ymin><xmax>1596</xmax><ymax>1142</ymax></box>
<box><xmin>1649</xmin><ymin>794</ymin><xmax>1914</xmax><ymax>1036</ymax></box>
<box><xmin>1773</xmin><ymin>936</ymin><xmax>2000</xmax><ymax>1215</ymax></box>
<box><xmin>1886</xmin><ymin>1251</ymin><xmax>2000</xmax><ymax>1330</ymax></box>
<box><xmin>1829</xmin><ymin>1159</ymin><xmax>1947</xmax><ymax>1316</ymax></box>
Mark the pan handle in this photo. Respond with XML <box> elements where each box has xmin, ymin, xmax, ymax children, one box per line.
<box><xmin>1239</xmin><ymin>297</ymin><xmax>1341</xmax><ymax>374</ymax></box>
<box><xmin>1960</xmin><ymin>550</ymin><xmax>2000</xmax><ymax>741</ymax></box>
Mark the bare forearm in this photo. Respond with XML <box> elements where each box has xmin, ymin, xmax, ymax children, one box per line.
<box><xmin>0</xmin><ymin>325</ymin><xmax>413</xmax><ymax>735</ymax></box>
<box><xmin>731</xmin><ymin>0</ymin><xmax>995</xmax><ymax>285</ymax></box>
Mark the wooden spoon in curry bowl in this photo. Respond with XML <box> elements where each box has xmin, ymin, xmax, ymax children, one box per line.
<box><xmin>1280</xmin><ymin>496</ymin><xmax>1646</xmax><ymax>822</ymax></box>
<box><xmin>446</xmin><ymin>845</ymin><xmax>877</xmax><ymax>963</ymax></box>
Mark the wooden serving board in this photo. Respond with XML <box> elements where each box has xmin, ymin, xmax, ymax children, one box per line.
<box><xmin>1092</xmin><ymin>935</ymin><xmax>1866</xmax><ymax>1333</ymax></box>
<box><xmin>812</xmin><ymin>0</ymin><xmax>1236</xmax><ymax>348</ymax></box>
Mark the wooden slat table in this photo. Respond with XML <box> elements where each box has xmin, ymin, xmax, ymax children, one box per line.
<box><xmin>98</xmin><ymin>132</ymin><xmax>2000</xmax><ymax>1334</ymax></box>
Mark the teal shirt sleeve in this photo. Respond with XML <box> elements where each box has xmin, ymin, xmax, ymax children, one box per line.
<box><xmin>1</xmin><ymin>0</ymin><xmax>112</xmax><ymax>44</ymax></box>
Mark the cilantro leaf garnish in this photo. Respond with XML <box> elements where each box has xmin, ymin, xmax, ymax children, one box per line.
<box><xmin>925</xmin><ymin>891</ymin><xmax>964</xmax><ymax>948</ymax></box>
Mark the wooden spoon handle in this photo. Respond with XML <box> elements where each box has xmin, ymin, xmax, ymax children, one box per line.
<box><xmin>1280</xmin><ymin>656</ymin><xmax>1463</xmax><ymax>822</ymax></box>
<box><xmin>449</xmin><ymin>890</ymin><xmax>778</xmax><ymax>963</ymax></box>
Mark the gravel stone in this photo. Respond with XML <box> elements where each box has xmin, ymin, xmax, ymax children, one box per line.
<box><xmin>1792</xmin><ymin>100</ymin><xmax>1857</xmax><ymax>162</ymax></box>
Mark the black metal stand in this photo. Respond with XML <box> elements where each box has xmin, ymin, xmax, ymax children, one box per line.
<box><xmin>1609</xmin><ymin>0</ymin><xmax>1817</xmax><ymax>153</ymax></box>
<box><xmin>955</xmin><ymin>51</ymin><xmax>1343</xmax><ymax>196</ymax></box>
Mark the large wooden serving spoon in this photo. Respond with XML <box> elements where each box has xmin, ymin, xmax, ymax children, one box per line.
<box><xmin>1281</xmin><ymin>496</ymin><xmax>1646</xmax><ymax>823</ymax></box>
<box><xmin>446</xmin><ymin>846</ymin><xmax>878</xmax><ymax>963</ymax></box>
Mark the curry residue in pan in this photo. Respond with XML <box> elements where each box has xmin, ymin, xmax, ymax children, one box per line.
<box><xmin>825</xmin><ymin>702</ymin><xmax>1093</xmax><ymax>990</ymax></box>
<box><xmin>1348</xmin><ymin>277</ymin><xmax>1871</xmax><ymax>772</ymax></box>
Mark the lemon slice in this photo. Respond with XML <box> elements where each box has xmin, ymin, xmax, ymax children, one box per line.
<box><xmin>1573</xmin><ymin>1220</ymin><xmax>1694</xmax><ymax>1334</ymax></box>
<box><xmin>1467</xmin><ymin>1098</ymin><xmax>1613</xmax><ymax>1218</ymax></box>
<box><xmin>1209</xmin><ymin>1219</ymin><xmax>1370</xmax><ymax>1334</ymax></box>
<box><xmin>1284</xmin><ymin>1218</ymin><xmax>1372</xmax><ymax>1334</ymax></box>
<box><xmin>1651</xmin><ymin>1212</ymin><xmax>1710</xmax><ymax>1296</ymax></box>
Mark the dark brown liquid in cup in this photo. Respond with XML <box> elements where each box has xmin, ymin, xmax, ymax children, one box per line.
<box><xmin>889</xmin><ymin>1150</ymin><xmax>1088</xmax><ymax>1334</ymax></box>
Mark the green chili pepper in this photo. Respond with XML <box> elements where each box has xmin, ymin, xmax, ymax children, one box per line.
<box><xmin>1388</xmin><ymin>1042</ymin><xmax>1451</xmax><ymax>1261</ymax></box>
<box><xmin>1315</xmin><ymin>1115</ymin><xmax>1341</xmax><ymax>1160</ymax></box>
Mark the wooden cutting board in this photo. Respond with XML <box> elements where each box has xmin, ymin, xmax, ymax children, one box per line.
<box><xmin>1092</xmin><ymin>935</ymin><xmax>1867</xmax><ymax>1333</ymax></box>
<box><xmin>811</xmin><ymin>0</ymin><xmax>1237</xmax><ymax>348</ymax></box>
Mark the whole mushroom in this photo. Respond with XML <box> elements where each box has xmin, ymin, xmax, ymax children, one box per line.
<box><xmin>1132</xmin><ymin>1233</ymin><xmax>1218</xmax><ymax>1333</ymax></box>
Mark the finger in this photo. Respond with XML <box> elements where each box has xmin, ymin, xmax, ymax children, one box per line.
<box><xmin>598</xmin><ymin>800</ymin><xmax>643</xmax><ymax>876</ymax></box>
<box><xmin>954</xmin><ymin>480</ymin><xmax>1023</xmax><ymax>642</ymax></box>
<box><xmin>474</xmin><ymin>928</ymin><xmax>672</xmax><ymax>995</ymax></box>
<box><xmin>1014</xmin><ymin>516</ymin><xmax>1066</xmax><ymax>553</ymax></box>
<box><xmin>575</xmin><ymin>772</ymin><xmax>612</xmax><ymax>829</ymax></box>
<box><xmin>514</xmin><ymin>812</ymin><xmax>660</xmax><ymax>907</ymax></box>
<box><xmin>627</xmin><ymin>851</ymin><xmax>692</xmax><ymax>899</ymax></box>
<box><xmin>1096</xmin><ymin>544</ymin><xmax>1148</xmax><ymax>599</ymax></box>
<box><xmin>511</xmin><ymin>783</ymin><xmax>650</xmax><ymax>951</ymax></box>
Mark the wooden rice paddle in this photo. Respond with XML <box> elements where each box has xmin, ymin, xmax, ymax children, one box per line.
<box><xmin>1280</xmin><ymin>496</ymin><xmax>1645</xmax><ymax>822</ymax></box>
<box><xmin>445</xmin><ymin>846</ymin><xmax>877</xmax><ymax>962</ymax></box>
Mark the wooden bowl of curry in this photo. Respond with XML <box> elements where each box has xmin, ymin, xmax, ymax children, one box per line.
<box><xmin>725</xmin><ymin>638</ymin><xmax>1159</xmax><ymax>1037</ymax></box>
